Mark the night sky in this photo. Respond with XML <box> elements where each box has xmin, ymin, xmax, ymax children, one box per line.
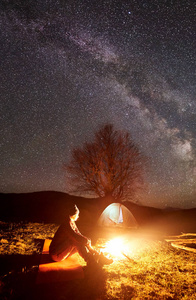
<box><xmin>1</xmin><ymin>0</ymin><xmax>196</xmax><ymax>208</ymax></box>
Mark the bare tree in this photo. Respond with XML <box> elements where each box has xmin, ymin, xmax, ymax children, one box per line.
<box><xmin>65</xmin><ymin>124</ymin><xmax>146</xmax><ymax>202</ymax></box>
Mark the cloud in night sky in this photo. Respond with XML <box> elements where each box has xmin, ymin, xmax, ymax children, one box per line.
<box><xmin>0</xmin><ymin>0</ymin><xmax>196</xmax><ymax>208</ymax></box>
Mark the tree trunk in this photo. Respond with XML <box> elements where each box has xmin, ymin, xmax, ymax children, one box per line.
<box><xmin>99</xmin><ymin>193</ymin><xmax>115</xmax><ymax>211</ymax></box>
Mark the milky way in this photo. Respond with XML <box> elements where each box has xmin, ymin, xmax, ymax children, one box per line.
<box><xmin>0</xmin><ymin>0</ymin><xmax>196</xmax><ymax>208</ymax></box>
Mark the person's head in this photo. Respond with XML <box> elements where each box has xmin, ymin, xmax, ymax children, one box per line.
<box><xmin>69</xmin><ymin>204</ymin><xmax>79</xmax><ymax>221</ymax></box>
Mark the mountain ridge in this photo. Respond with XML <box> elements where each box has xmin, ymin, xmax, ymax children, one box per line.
<box><xmin>0</xmin><ymin>191</ymin><xmax>195</xmax><ymax>234</ymax></box>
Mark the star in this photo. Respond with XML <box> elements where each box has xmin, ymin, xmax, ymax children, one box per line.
<box><xmin>0</xmin><ymin>0</ymin><xmax>195</xmax><ymax>208</ymax></box>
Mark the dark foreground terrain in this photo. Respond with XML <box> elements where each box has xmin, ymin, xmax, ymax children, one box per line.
<box><xmin>0</xmin><ymin>221</ymin><xmax>196</xmax><ymax>299</ymax></box>
<box><xmin>0</xmin><ymin>191</ymin><xmax>196</xmax><ymax>299</ymax></box>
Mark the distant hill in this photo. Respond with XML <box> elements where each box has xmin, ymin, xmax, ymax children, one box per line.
<box><xmin>0</xmin><ymin>191</ymin><xmax>100</xmax><ymax>224</ymax></box>
<box><xmin>124</xmin><ymin>201</ymin><xmax>196</xmax><ymax>234</ymax></box>
<box><xmin>0</xmin><ymin>191</ymin><xmax>196</xmax><ymax>234</ymax></box>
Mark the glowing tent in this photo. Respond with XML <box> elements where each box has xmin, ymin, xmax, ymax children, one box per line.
<box><xmin>98</xmin><ymin>203</ymin><xmax>138</xmax><ymax>228</ymax></box>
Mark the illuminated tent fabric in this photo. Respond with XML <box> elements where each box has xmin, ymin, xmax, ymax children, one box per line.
<box><xmin>98</xmin><ymin>203</ymin><xmax>138</xmax><ymax>228</ymax></box>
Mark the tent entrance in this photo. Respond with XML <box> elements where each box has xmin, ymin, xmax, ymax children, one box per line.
<box><xmin>98</xmin><ymin>203</ymin><xmax>137</xmax><ymax>228</ymax></box>
<box><xmin>118</xmin><ymin>205</ymin><xmax>123</xmax><ymax>223</ymax></box>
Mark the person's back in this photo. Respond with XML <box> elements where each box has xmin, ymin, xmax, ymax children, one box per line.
<box><xmin>49</xmin><ymin>217</ymin><xmax>74</xmax><ymax>258</ymax></box>
<box><xmin>49</xmin><ymin>204</ymin><xmax>113</xmax><ymax>266</ymax></box>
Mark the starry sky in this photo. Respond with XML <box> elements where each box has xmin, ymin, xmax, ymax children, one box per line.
<box><xmin>0</xmin><ymin>0</ymin><xmax>196</xmax><ymax>208</ymax></box>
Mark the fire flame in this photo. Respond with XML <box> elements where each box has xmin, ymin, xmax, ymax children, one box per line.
<box><xmin>102</xmin><ymin>237</ymin><xmax>129</xmax><ymax>259</ymax></box>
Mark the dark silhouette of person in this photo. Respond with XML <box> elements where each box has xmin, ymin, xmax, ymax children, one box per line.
<box><xmin>49</xmin><ymin>204</ymin><xmax>113</xmax><ymax>266</ymax></box>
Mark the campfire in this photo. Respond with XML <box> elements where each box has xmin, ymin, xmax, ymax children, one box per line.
<box><xmin>101</xmin><ymin>237</ymin><xmax>134</xmax><ymax>261</ymax></box>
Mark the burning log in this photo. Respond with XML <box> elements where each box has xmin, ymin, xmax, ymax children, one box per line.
<box><xmin>100</xmin><ymin>237</ymin><xmax>137</xmax><ymax>263</ymax></box>
<box><xmin>121</xmin><ymin>252</ymin><xmax>137</xmax><ymax>263</ymax></box>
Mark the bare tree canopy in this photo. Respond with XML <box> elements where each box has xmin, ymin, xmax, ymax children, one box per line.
<box><xmin>66</xmin><ymin>124</ymin><xmax>146</xmax><ymax>201</ymax></box>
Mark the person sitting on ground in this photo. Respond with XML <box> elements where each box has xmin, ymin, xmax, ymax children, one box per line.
<box><xmin>49</xmin><ymin>204</ymin><xmax>113</xmax><ymax>266</ymax></box>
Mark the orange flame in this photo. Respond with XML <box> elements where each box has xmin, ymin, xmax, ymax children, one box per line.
<box><xmin>102</xmin><ymin>237</ymin><xmax>129</xmax><ymax>259</ymax></box>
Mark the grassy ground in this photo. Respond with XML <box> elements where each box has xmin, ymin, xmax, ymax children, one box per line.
<box><xmin>0</xmin><ymin>221</ymin><xmax>196</xmax><ymax>299</ymax></box>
